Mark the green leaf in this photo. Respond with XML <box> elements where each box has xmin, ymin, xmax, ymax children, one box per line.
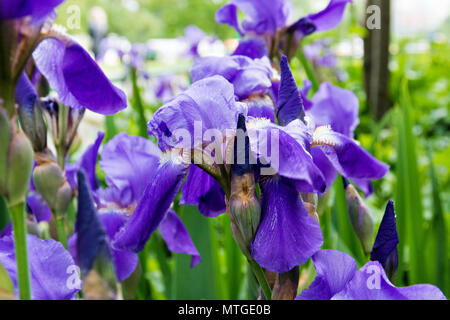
<box><xmin>332</xmin><ymin>176</ymin><xmax>366</xmax><ymax>266</ymax></box>
<box><xmin>423</xmin><ymin>149</ymin><xmax>448</xmax><ymax>296</ymax></box>
<box><xmin>394</xmin><ymin>79</ymin><xmax>425</xmax><ymax>285</ymax></box>
<box><xmin>222</xmin><ymin>214</ymin><xmax>245</xmax><ymax>299</ymax></box>
<box><xmin>0</xmin><ymin>260</ymin><xmax>14</xmax><ymax>297</ymax></box>
<box><xmin>171</xmin><ymin>205</ymin><xmax>220</xmax><ymax>299</ymax></box>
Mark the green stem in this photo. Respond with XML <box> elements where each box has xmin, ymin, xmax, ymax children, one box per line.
<box><xmin>296</xmin><ymin>48</ymin><xmax>320</xmax><ymax>93</ymax></box>
<box><xmin>247</xmin><ymin>258</ymin><xmax>272</xmax><ymax>300</ymax></box>
<box><xmin>55</xmin><ymin>214</ymin><xmax>68</xmax><ymax>249</ymax></box>
<box><xmin>130</xmin><ymin>68</ymin><xmax>148</xmax><ymax>138</ymax></box>
<box><xmin>10</xmin><ymin>202</ymin><xmax>31</xmax><ymax>300</ymax></box>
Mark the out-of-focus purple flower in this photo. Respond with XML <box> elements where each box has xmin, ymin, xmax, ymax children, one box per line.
<box><xmin>370</xmin><ymin>200</ymin><xmax>399</xmax><ymax>279</ymax></box>
<box><xmin>0</xmin><ymin>233</ymin><xmax>80</xmax><ymax>300</ymax></box>
<box><xmin>297</xmin><ymin>249</ymin><xmax>447</xmax><ymax>300</ymax></box>
<box><xmin>251</xmin><ymin>175</ymin><xmax>323</xmax><ymax>273</ymax></box>
<box><xmin>190</xmin><ymin>55</ymin><xmax>272</xmax><ymax>100</ymax></box>
<box><xmin>300</xmin><ymin>79</ymin><xmax>313</xmax><ymax>111</ymax></box>
<box><xmin>289</xmin><ymin>0</ymin><xmax>352</xmax><ymax>37</ymax></box>
<box><xmin>232</xmin><ymin>37</ymin><xmax>268</xmax><ymax>59</ymax></box>
<box><xmin>216</xmin><ymin>0</ymin><xmax>292</xmax><ymax>36</ymax></box>
<box><xmin>181</xmin><ymin>25</ymin><xmax>206</xmax><ymax>57</ymax></box>
<box><xmin>33</xmin><ymin>33</ymin><xmax>127</xmax><ymax>115</ymax></box>
<box><xmin>0</xmin><ymin>0</ymin><xmax>63</xmax><ymax>22</ymax></box>
<box><xmin>26</xmin><ymin>192</ymin><xmax>52</xmax><ymax>222</ymax></box>
<box><xmin>304</xmin><ymin>39</ymin><xmax>338</xmax><ymax>68</ymax></box>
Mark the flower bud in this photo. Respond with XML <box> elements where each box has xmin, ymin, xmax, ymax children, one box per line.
<box><xmin>33</xmin><ymin>156</ymin><xmax>72</xmax><ymax>212</ymax></box>
<box><xmin>0</xmin><ymin>120</ymin><xmax>34</xmax><ymax>207</ymax></box>
<box><xmin>0</xmin><ymin>108</ymin><xmax>11</xmax><ymax>187</ymax></box>
<box><xmin>229</xmin><ymin>173</ymin><xmax>261</xmax><ymax>251</ymax></box>
<box><xmin>345</xmin><ymin>183</ymin><xmax>374</xmax><ymax>254</ymax></box>
<box><xmin>228</xmin><ymin>113</ymin><xmax>261</xmax><ymax>253</ymax></box>
<box><xmin>16</xmin><ymin>73</ymin><xmax>47</xmax><ymax>152</ymax></box>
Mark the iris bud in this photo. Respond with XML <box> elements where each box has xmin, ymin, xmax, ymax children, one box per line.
<box><xmin>16</xmin><ymin>73</ymin><xmax>47</xmax><ymax>152</ymax></box>
<box><xmin>345</xmin><ymin>182</ymin><xmax>374</xmax><ymax>254</ymax></box>
<box><xmin>0</xmin><ymin>115</ymin><xmax>34</xmax><ymax>207</ymax></box>
<box><xmin>228</xmin><ymin>114</ymin><xmax>261</xmax><ymax>254</ymax></box>
<box><xmin>33</xmin><ymin>156</ymin><xmax>72</xmax><ymax>212</ymax></box>
<box><xmin>229</xmin><ymin>173</ymin><xmax>261</xmax><ymax>251</ymax></box>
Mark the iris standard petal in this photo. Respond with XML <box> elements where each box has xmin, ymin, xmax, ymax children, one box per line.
<box><xmin>180</xmin><ymin>165</ymin><xmax>225</xmax><ymax>218</ymax></box>
<box><xmin>0</xmin><ymin>234</ymin><xmax>79</xmax><ymax>300</ymax></box>
<box><xmin>33</xmin><ymin>37</ymin><xmax>127</xmax><ymax>115</ymax></box>
<box><xmin>112</xmin><ymin>159</ymin><xmax>188</xmax><ymax>252</ymax></box>
<box><xmin>99</xmin><ymin>133</ymin><xmax>162</xmax><ymax>206</ymax></box>
<box><xmin>251</xmin><ymin>176</ymin><xmax>323</xmax><ymax>273</ymax></box>
<box><xmin>215</xmin><ymin>3</ymin><xmax>243</xmax><ymax>36</ymax></box>
<box><xmin>296</xmin><ymin>249</ymin><xmax>357</xmax><ymax>300</ymax></box>
<box><xmin>148</xmin><ymin>76</ymin><xmax>242</xmax><ymax>151</ymax></box>
<box><xmin>332</xmin><ymin>261</ymin><xmax>447</xmax><ymax>300</ymax></box>
<box><xmin>190</xmin><ymin>56</ymin><xmax>272</xmax><ymax>100</ymax></box>
<box><xmin>308</xmin><ymin>82</ymin><xmax>359</xmax><ymax>137</ymax></box>
<box><xmin>277</xmin><ymin>55</ymin><xmax>305</xmax><ymax>126</ymax></box>
<box><xmin>160</xmin><ymin>209</ymin><xmax>201</xmax><ymax>267</ymax></box>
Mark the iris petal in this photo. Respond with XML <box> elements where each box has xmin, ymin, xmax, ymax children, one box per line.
<box><xmin>180</xmin><ymin>165</ymin><xmax>226</xmax><ymax>218</ymax></box>
<box><xmin>251</xmin><ymin>176</ymin><xmax>323</xmax><ymax>273</ymax></box>
<box><xmin>160</xmin><ymin>209</ymin><xmax>201</xmax><ymax>267</ymax></box>
<box><xmin>33</xmin><ymin>37</ymin><xmax>127</xmax><ymax>115</ymax></box>
<box><xmin>332</xmin><ymin>261</ymin><xmax>447</xmax><ymax>300</ymax></box>
<box><xmin>112</xmin><ymin>160</ymin><xmax>187</xmax><ymax>252</ymax></box>
<box><xmin>0</xmin><ymin>234</ymin><xmax>79</xmax><ymax>300</ymax></box>
<box><xmin>296</xmin><ymin>249</ymin><xmax>357</xmax><ymax>300</ymax></box>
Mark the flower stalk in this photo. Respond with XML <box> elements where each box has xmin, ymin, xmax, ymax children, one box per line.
<box><xmin>10</xmin><ymin>202</ymin><xmax>31</xmax><ymax>300</ymax></box>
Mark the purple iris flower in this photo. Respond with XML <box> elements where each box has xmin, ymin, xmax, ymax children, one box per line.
<box><xmin>0</xmin><ymin>232</ymin><xmax>80</xmax><ymax>300</ymax></box>
<box><xmin>302</xmin><ymin>81</ymin><xmax>389</xmax><ymax>195</ymax></box>
<box><xmin>190</xmin><ymin>55</ymin><xmax>272</xmax><ymax>100</ymax></box>
<box><xmin>215</xmin><ymin>0</ymin><xmax>292</xmax><ymax>36</ymax></box>
<box><xmin>148</xmin><ymin>75</ymin><xmax>326</xmax><ymax>273</ymax></box>
<box><xmin>96</xmin><ymin>133</ymin><xmax>200</xmax><ymax>267</ymax></box>
<box><xmin>296</xmin><ymin>249</ymin><xmax>447</xmax><ymax>300</ymax></box>
<box><xmin>289</xmin><ymin>0</ymin><xmax>353</xmax><ymax>37</ymax></box>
